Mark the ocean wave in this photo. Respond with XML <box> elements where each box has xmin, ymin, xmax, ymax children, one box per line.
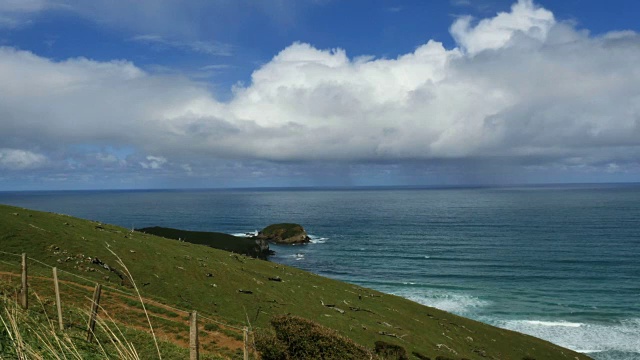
<box><xmin>232</xmin><ymin>231</ymin><xmax>329</xmax><ymax>244</ymax></box>
<box><xmin>494</xmin><ymin>318</ymin><xmax>640</xmax><ymax>356</ymax></box>
<box><xmin>523</xmin><ymin>320</ymin><xmax>584</xmax><ymax>328</ymax></box>
<box><xmin>288</xmin><ymin>253</ymin><xmax>305</xmax><ymax>261</ymax></box>
<box><xmin>231</xmin><ymin>230</ymin><xmax>258</xmax><ymax>237</ymax></box>
<box><xmin>344</xmin><ymin>253</ymin><xmax>431</xmax><ymax>261</ymax></box>
<box><xmin>394</xmin><ymin>289</ymin><xmax>489</xmax><ymax>314</ymax></box>
<box><xmin>308</xmin><ymin>235</ymin><xmax>328</xmax><ymax>244</ymax></box>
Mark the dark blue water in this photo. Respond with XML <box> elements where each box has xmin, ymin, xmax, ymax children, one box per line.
<box><xmin>1</xmin><ymin>185</ymin><xmax>639</xmax><ymax>359</ymax></box>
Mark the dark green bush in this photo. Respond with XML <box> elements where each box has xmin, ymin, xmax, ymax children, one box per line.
<box><xmin>257</xmin><ymin>314</ymin><xmax>375</xmax><ymax>360</ymax></box>
<box><xmin>254</xmin><ymin>330</ymin><xmax>289</xmax><ymax>360</ymax></box>
<box><xmin>374</xmin><ymin>340</ymin><xmax>408</xmax><ymax>360</ymax></box>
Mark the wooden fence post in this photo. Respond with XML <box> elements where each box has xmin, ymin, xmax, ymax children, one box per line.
<box><xmin>20</xmin><ymin>253</ymin><xmax>27</xmax><ymax>309</ymax></box>
<box><xmin>190</xmin><ymin>311</ymin><xmax>199</xmax><ymax>360</ymax></box>
<box><xmin>53</xmin><ymin>267</ymin><xmax>64</xmax><ymax>331</ymax></box>
<box><xmin>243</xmin><ymin>327</ymin><xmax>249</xmax><ymax>360</ymax></box>
<box><xmin>87</xmin><ymin>283</ymin><xmax>102</xmax><ymax>342</ymax></box>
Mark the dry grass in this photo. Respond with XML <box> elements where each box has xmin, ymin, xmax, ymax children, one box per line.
<box><xmin>106</xmin><ymin>246</ymin><xmax>161</xmax><ymax>360</ymax></box>
<box><xmin>0</xmin><ymin>249</ymin><xmax>162</xmax><ymax>360</ymax></box>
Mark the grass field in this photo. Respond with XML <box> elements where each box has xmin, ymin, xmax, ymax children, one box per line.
<box><xmin>0</xmin><ymin>204</ymin><xmax>592</xmax><ymax>359</ymax></box>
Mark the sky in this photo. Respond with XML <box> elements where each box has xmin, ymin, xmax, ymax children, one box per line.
<box><xmin>0</xmin><ymin>0</ymin><xmax>639</xmax><ymax>190</ymax></box>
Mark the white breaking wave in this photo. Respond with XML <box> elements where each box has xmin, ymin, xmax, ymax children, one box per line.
<box><xmin>395</xmin><ymin>290</ymin><xmax>489</xmax><ymax>315</ymax></box>
<box><xmin>524</xmin><ymin>320</ymin><xmax>584</xmax><ymax>328</ymax></box>
<box><xmin>495</xmin><ymin>318</ymin><xmax>640</xmax><ymax>355</ymax></box>
<box><xmin>391</xmin><ymin>287</ymin><xmax>639</xmax><ymax>358</ymax></box>
<box><xmin>232</xmin><ymin>232</ymin><xmax>328</xmax><ymax>244</ymax></box>
<box><xmin>231</xmin><ymin>230</ymin><xmax>258</xmax><ymax>237</ymax></box>
<box><xmin>308</xmin><ymin>235</ymin><xmax>328</xmax><ymax>244</ymax></box>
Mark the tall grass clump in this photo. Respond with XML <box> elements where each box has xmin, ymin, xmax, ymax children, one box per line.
<box><xmin>106</xmin><ymin>246</ymin><xmax>162</xmax><ymax>360</ymax></box>
<box><xmin>0</xmin><ymin>247</ymin><xmax>166</xmax><ymax>360</ymax></box>
<box><xmin>0</xmin><ymin>293</ymin><xmax>141</xmax><ymax>360</ymax></box>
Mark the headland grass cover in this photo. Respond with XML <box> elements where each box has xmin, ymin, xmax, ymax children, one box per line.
<box><xmin>0</xmin><ymin>204</ymin><xmax>592</xmax><ymax>359</ymax></box>
<box><xmin>136</xmin><ymin>226</ymin><xmax>270</xmax><ymax>259</ymax></box>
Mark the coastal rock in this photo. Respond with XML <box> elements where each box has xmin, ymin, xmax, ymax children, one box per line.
<box><xmin>253</xmin><ymin>237</ymin><xmax>273</xmax><ymax>257</ymax></box>
<box><xmin>255</xmin><ymin>223</ymin><xmax>310</xmax><ymax>244</ymax></box>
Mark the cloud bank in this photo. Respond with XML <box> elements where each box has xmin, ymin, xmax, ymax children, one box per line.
<box><xmin>1</xmin><ymin>0</ymin><xmax>639</xmax><ymax>186</ymax></box>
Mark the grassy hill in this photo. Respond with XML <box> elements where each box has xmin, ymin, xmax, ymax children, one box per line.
<box><xmin>0</xmin><ymin>204</ymin><xmax>592</xmax><ymax>360</ymax></box>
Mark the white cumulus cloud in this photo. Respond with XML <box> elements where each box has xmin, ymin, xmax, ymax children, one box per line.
<box><xmin>450</xmin><ymin>0</ymin><xmax>555</xmax><ymax>55</ymax></box>
<box><xmin>0</xmin><ymin>0</ymin><xmax>639</xmax><ymax>183</ymax></box>
<box><xmin>0</xmin><ymin>148</ymin><xmax>47</xmax><ymax>169</ymax></box>
<box><xmin>139</xmin><ymin>156</ymin><xmax>167</xmax><ymax>169</ymax></box>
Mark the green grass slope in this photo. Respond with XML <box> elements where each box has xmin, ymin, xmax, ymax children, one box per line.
<box><xmin>0</xmin><ymin>204</ymin><xmax>591</xmax><ymax>360</ymax></box>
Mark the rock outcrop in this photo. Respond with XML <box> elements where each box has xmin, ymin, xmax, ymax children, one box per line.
<box><xmin>252</xmin><ymin>237</ymin><xmax>273</xmax><ymax>258</ymax></box>
<box><xmin>255</xmin><ymin>223</ymin><xmax>310</xmax><ymax>244</ymax></box>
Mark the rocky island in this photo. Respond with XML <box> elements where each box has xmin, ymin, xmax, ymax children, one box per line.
<box><xmin>136</xmin><ymin>222</ymin><xmax>311</xmax><ymax>260</ymax></box>
<box><xmin>254</xmin><ymin>223</ymin><xmax>311</xmax><ymax>244</ymax></box>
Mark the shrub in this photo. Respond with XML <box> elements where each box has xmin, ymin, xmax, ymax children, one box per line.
<box><xmin>255</xmin><ymin>330</ymin><xmax>289</xmax><ymax>360</ymax></box>
<box><xmin>257</xmin><ymin>314</ymin><xmax>375</xmax><ymax>360</ymax></box>
<box><xmin>374</xmin><ymin>340</ymin><xmax>408</xmax><ymax>360</ymax></box>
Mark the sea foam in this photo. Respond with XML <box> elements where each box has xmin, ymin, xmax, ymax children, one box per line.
<box><xmin>231</xmin><ymin>230</ymin><xmax>258</xmax><ymax>237</ymax></box>
<box><xmin>524</xmin><ymin>320</ymin><xmax>584</xmax><ymax>328</ymax></box>
<box><xmin>395</xmin><ymin>290</ymin><xmax>489</xmax><ymax>314</ymax></box>
<box><xmin>495</xmin><ymin>318</ymin><xmax>640</xmax><ymax>356</ymax></box>
<box><xmin>308</xmin><ymin>235</ymin><xmax>328</xmax><ymax>244</ymax></box>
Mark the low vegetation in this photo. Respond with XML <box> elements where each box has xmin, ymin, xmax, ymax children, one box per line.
<box><xmin>0</xmin><ymin>204</ymin><xmax>592</xmax><ymax>359</ymax></box>
<box><xmin>256</xmin><ymin>314</ymin><xmax>374</xmax><ymax>360</ymax></box>
<box><xmin>0</xmin><ymin>283</ymin><xmax>189</xmax><ymax>359</ymax></box>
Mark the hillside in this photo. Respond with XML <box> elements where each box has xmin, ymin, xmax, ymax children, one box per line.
<box><xmin>0</xmin><ymin>204</ymin><xmax>592</xmax><ymax>359</ymax></box>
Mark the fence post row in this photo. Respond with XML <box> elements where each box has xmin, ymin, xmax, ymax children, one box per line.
<box><xmin>53</xmin><ymin>267</ymin><xmax>64</xmax><ymax>331</ymax></box>
<box><xmin>20</xmin><ymin>253</ymin><xmax>28</xmax><ymax>309</ymax></box>
<box><xmin>87</xmin><ymin>283</ymin><xmax>102</xmax><ymax>342</ymax></box>
<box><xmin>9</xmin><ymin>253</ymin><xmax>252</xmax><ymax>356</ymax></box>
<box><xmin>243</xmin><ymin>327</ymin><xmax>249</xmax><ymax>360</ymax></box>
<box><xmin>190</xmin><ymin>310</ymin><xmax>199</xmax><ymax>360</ymax></box>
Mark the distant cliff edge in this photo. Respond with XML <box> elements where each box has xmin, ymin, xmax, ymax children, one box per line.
<box><xmin>136</xmin><ymin>227</ymin><xmax>273</xmax><ymax>259</ymax></box>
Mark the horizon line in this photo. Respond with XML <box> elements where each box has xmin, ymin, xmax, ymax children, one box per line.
<box><xmin>1</xmin><ymin>181</ymin><xmax>639</xmax><ymax>193</ymax></box>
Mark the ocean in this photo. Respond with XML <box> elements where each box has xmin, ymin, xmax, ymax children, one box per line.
<box><xmin>1</xmin><ymin>184</ymin><xmax>638</xmax><ymax>359</ymax></box>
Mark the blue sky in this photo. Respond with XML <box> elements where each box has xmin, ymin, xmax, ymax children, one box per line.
<box><xmin>1</xmin><ymin>0</ymin><xmax>639</xmax><ymax>190</ymax></box>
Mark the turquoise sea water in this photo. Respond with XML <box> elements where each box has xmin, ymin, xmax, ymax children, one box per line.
<box><xmin>1</xmin><ymin>185</ymin><xmax>639</xmax><ymax>359</ymax></box>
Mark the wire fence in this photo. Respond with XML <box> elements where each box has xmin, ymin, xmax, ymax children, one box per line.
<box><xmin>0</xmin><ymin>250</ymin><xmax>246</xmax><ymax>330</ymax></box>
<box><xmin>0</xmin><ymin>250</ymin><xmax>254</xmax><ymax>359</ymax></box>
